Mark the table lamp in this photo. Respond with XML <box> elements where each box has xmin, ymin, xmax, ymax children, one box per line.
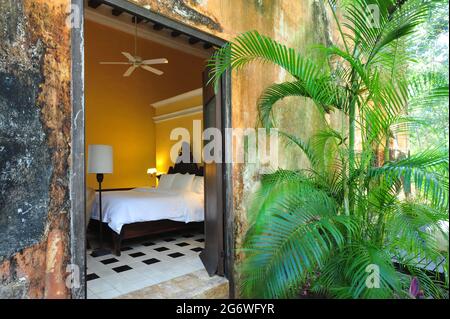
<box><xmin>147</xmin><ymin>168</ymin><xmax>158</xmax><ymax>186</ymax></box>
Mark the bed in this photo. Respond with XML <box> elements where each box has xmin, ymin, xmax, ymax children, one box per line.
<box><xmin>90</xmin><ymin>162</ymin><xmax>204</xmax><ymax>256</ymax></box>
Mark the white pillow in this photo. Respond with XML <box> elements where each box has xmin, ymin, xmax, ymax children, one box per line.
<box><xmin>172</xmin><ymin>173</ymin><xmax>195</xmax><ymax>191</ymax></box>
<box><xmin>192</xmin><ymin>176</ymin><xmax>204</xmax><ymax>194</ymax></box>
<box><xmin>158</xmin><ymin>174</ymin><xmax>176</xmax><ymax>190</ymax></box>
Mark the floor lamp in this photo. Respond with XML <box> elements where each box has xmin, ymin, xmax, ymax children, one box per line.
<box><xmin>88</xmin><ymin>144</ymin><xmax>113</xmax><ymax>257</ymax></box>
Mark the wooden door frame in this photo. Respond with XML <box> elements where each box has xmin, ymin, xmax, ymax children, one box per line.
<box><xmin>71</xmin><ymin>0</ymin><xmax>234</xmax><ymax>298</ymax></box>
<box><xmin>71</xmin><ymin>0</ymin><xmax>86</xmax><ymax>299</ymax></box>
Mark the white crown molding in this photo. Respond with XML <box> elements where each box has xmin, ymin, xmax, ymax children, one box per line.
<box><xmin>85</xmin><ymin>8</ymin><xmax>210</xmax><ymax>59</ymax></box>
<box><xmin>151</xmin><ymin>88</ymin><xmax>202</xmax><ymax>109</ymax></box>
<box><xmin>153</xmin><ymin>105</ymin><xmax>203</xmax><ymax>123</ymax></box>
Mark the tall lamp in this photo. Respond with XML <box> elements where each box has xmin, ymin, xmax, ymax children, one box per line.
<box><xmin>88</xmin><ymin>145</ymin><xmax>113</xmax><ymax>257</ymax></box>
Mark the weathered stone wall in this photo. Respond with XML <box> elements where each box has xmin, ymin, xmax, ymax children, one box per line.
<box><xmin>128</xmin><ymin>0</ymin><xmax>340</xmax><ymax>296</ymax></box>
<box><xmin>0</xmin><ymin>0</ymin><xmax>72</xmax><ymax>298</ymax></box>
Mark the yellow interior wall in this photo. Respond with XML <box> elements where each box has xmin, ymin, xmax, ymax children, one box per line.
<box><xmin>85</xmin><ymin>20</ymin><xmax>205</xmax><ymax>189</ymax></box>
<box><xmin>155</xmin><ymin>114</ymin><xmax>204</xmax><ymax>174</ymax></box>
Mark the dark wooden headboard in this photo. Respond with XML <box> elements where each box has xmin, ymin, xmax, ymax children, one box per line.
<box><xmin>166</xmin><ymin>143</ymin><xmax>203</xmax><ymax>176</ymax></box>
<box><xmin>168</xmin><ymin>162</ymin><xmax>204</xmax><ymax>176</ymax></box>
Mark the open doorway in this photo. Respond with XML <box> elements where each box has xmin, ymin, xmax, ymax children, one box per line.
<box><xmin>82</xmin><ymin>0</ymin><xmax>232</xmax><ymax>299</ymax></box>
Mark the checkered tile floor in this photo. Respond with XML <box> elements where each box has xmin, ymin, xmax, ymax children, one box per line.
<box><xmin>87</xmin><ymin>231</ymin><xmax>205</xmax><ymax>299</ymax></box>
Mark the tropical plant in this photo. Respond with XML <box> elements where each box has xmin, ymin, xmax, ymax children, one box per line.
<box><xmin>209</xmin><ymin>0</ymin><xmax>449</xmax><ymax>298</ymax></box>
<box><xmin>407</xmin><ymin>0</ymin><xmax>449</xmax><ymax>152</ymax></box>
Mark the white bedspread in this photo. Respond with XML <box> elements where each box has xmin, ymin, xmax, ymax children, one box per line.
<box><xmin>91</xmin><ymin>187</ymin><xmax>204</xmax><ymax>234</ymax></box>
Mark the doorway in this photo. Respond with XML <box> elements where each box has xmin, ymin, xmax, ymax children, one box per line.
<box><xmin>72</xmin><ymin>0</ymin><xmax>233</xmax><ymax>299</ymax></box>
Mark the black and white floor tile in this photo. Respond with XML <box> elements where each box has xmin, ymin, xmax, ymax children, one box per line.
<box><xmin>86</xmin><ymin>231</ymin><xmax>205</xmax><ymax>299</ymax></box>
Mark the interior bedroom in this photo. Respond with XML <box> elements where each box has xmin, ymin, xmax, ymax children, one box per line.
<box><xmin>83</xmin><ymin>5</ymin><xmax>214</xmax><ymax>299</ymax></box>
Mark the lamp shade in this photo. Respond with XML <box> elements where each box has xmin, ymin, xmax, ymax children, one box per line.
<box><xmin>88</xmin><ymin>145</ymin><xmax>113</xmax><ymax>174</ymax></box>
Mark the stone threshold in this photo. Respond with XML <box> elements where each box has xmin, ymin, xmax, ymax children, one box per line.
<box><xmin>115</xmin><ymin>269</ymin><xmax>229</xmax><ymax>299</ymax></box>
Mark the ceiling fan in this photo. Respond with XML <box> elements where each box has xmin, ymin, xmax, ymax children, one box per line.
<box><xmin>100</xmin><ymin>16</ymin><xmax>168</xmax><ymax>77</ymax></box>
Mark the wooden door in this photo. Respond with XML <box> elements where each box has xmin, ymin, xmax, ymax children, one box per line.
<box><xmin>200</xmin><ymin>68</ymin><xmax>224</xmax><ymax>276</ymax></box>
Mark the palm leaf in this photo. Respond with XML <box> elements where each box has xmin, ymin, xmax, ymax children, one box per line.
<box><xmin>257</xmin><ymin>80</ymin><xmax>337</xmax><ymax>128</ymax></box>
<box><xmin>278</xmin><ymin>131</ymin><xmax>319</xmax><ymax>168</ymax></box>
<box><xmin>368</xmin><ymin>0</ymin><xmax>430</xmax><ymax>63</ymax></box>
<box><xmin>386</xmin><ymin>202</ymin><xmax>448</xmax><ymax>264</ymax></box>
<box><xmin>241</xmin><ymin>180</ymin><xmax>356</xmax><ymax>298</ymax></box>
<box><xmin>317</xmin><ymin>243</ymin><xmax>402</xmax><ymax>298</ymax></box>
<box><xmin>369</xmin><ymin>148</ymin><xmax>449</xmax><ymax>208</ymax></box>
<box><xmin>208</xmin><ymin>30</ymin><xmax>325</xmax><ymax>87</ymax></box>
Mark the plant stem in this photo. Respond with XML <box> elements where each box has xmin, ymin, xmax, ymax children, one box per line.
<box><xmin>384</xmin><ymin>134</ymin><xmax>391</xmax><ymax>164</ymax></box>
<box><xmin>348</xmin><ymin>94</ymin><xmax>356</xmax><ymax>215</ymax></box>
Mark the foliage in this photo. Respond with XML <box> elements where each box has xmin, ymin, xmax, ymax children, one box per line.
<box><xmin>210</xmin><ymin>0</ymin><xmax>449</xmax><ymax>298</ymax></box>
<box><xmin>406</xmin><ymin>0</ymin><xmax>449</xmax><ymax>151</ymax></box>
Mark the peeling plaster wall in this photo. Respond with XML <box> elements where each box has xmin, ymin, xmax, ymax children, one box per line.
<box><xmin>128</xmin><ymin>0</ymin><xmax>341</xmax><ymax>296</ymax></box>
<box><xmin>0</xmin><ymin>0</ymin><xmax>73</xmax><ymax>298</ymax></box>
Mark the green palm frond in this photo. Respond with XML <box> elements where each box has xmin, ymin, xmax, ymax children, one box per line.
<box><xmin>318</xmin><ymin>44</ymin><xmax>370</xmax><ymax>87</ymax></box>
<box><xmin>247</xmin><ymin>170</ymin><xmax>311</xmax><ymax>228</ymax></box>
<box><xmin>316</xmin><ymin>243</ymin><xmax>402</xmax><ymax>298</ymax></box>
<box><xmin>257</xmin><ymin>80</ymin><xmax>338</xmax><ymax>128</ymax></box>
<box><xmin>373</xmin><ymin>38</ymin><xmax>415</xmax><ymax>79</ymax></box>
<box><xmin>340</xmin><ymin>0</ymin><xmax>390</xmax><ymax>54</ymax></box>
<box><xmin>278</xmin><ymin>131</ymin><xmax>319</xmax><ymax>168</ymax></box>
<box><xmin>359</xmin><ymin>72</ymin><xmax>448</xmax><ymax>146</ymax></box>
<box><xmin>310</xmin><ymin>128</ymin><xmax>347</xmax><ymax>167</ymax></box>
<box><xmin>362</xmin><ymin>109</ymin><xmax>427</xmax><ymax>145</ymax></box>
<box><xmin>389</xmin><ymin>115</ymin><xmax>430</xmax><ymax>135</ymax></box>
<box><xmin>340</xmin><ymin>0</ymin><xmax>430</xmax><ymax>65</ymax></box>
<box><xmin>406</xmin><ymin>72</ymin><xmax>449</xmax><ymax>109</ymax></box>
<box><xmin>368</xmin><ymin>0</ymin><xmax>430</xmax><ymax>63</ymax></box>
<box><xmin>241</xmin><ymin>179</ymin><xmax>356</xmax><ymax>298</ymax></box>
<box><xmin>208</xmin><ymin>30</ymin><xmax>325</xmax><ymax>86</ymax></box>
<box><xmin>313</xmin><ymin>169</ymin><xmax>346</xmax><ymax>204</ymax></box>
<box><xmin>366</xmin><ymin>176</ymin><xmax>400</xmax><ymax>212</ymax></box>
<box><xmin>343</xmin><ymin>245</ymin><xmax>401</xmax><ymax>298</ymax></box>
<box><xmin>361</xmin><ymin>105</ymin><xmax>394</xmax><ymax>144</ymax></box>
<box><xmin>247</xmin><ymin>170</ymin><xmax>328</xmax><ymax>230</ymax></box>
<box><xmin>369</xmin><ymin>148</ymin><xmax>449</xmax><ymax>208</ymax></box>
<box><xmin>386</xmin><ymin>202</ymin><xmax>448</xmax><ymax>262</ymax></box>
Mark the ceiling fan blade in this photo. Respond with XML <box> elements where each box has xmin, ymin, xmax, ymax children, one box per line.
<box><xmin>141</xmin><ymin>58</ymin><xmax>169</xmax><ymax>65</ymax></box>
<box><xmin>123</xmin><ymin>65</ymin><xmax>138</xmax><ymax>77</ymax></box>
<box><xmin>99</xmin><ymin>62</ymin><xmax>132</xmax><ymax>65</ymax></box>
<box><xmin>141</xmin><ymin>65</ymin><xmax>163</xmax><ymax>75</ymax></box>
<box><xmin>122</xmin><ymin>52</ymin><xmax>137</xmax><ymax>62</ymax></box>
